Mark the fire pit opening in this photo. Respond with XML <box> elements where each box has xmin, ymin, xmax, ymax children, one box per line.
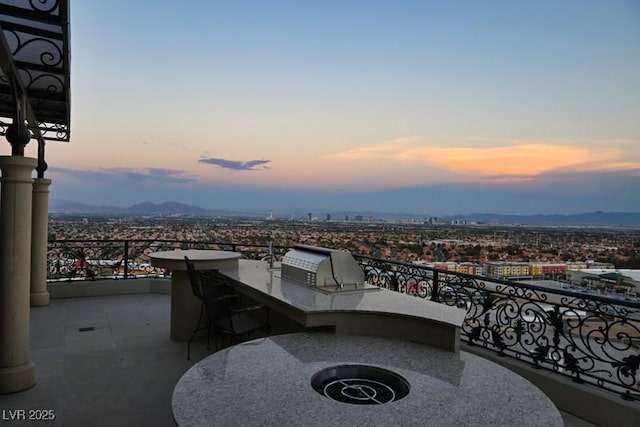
<box><xmin>311</xmin><ymin>365</ymin><xmax>410</xmax><ymax>405</ymax></box>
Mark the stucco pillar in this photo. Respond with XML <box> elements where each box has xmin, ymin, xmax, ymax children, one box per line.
<box><xmin>30</xmin><ymin>178</ymin><xmax>51</xmax><ymax>306</ymax></box>
<box><xmin>0</xmin><ymin>156</ymin><xmax>36</xmax><ymax>393</ymax></box>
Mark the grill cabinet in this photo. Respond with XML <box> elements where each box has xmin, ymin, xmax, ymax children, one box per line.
<box><xmin>281</xmin><ymin>245</ymin><xmax>365</xmax><ymax>290</ymax></box>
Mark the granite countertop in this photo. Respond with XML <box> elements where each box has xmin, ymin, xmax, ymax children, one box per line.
<box><xmin>224</xmin><ymin>260</ymin><xmax>465</xmax><ymax>329</ymax></box>
<box><xmin>150</xmin><ymin>249</ymin><xmax>241</xmax><ymax>270</ymax></box>
<box><xmin>172</xmin><ymin>333</ymin><xmax>563</xmax><ymax>426</ymax></box>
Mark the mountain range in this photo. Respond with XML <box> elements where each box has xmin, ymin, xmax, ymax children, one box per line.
<box><xmin>50</xmin><ymin>200</ymin><xmax>237</xmax><ymax>216</ymax></box>
<box><xmin>48</xmin><ymin>200</ymin><xmax>640</xmax><ymax>227</ymax></box>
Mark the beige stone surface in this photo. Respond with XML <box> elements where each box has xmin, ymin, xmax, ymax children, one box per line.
<box><xmin>0</xmin><ymin>156</ymin><xmax>37</xmax><ymax>393</ymax></box>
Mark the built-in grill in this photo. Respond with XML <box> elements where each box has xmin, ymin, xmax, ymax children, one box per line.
<box><xmin>281</xmin><ymin>245</ymin><xmax>366</xmax><ymax>291</ymax></box>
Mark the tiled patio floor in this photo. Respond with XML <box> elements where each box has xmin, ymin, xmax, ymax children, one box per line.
<box><xmin>0</xmin><ymin>294</ymin><xmax>210</xmax><ymax>427</ymax></box>
<box><xmin>0</xmin><ymin>293</ymin><xmax>593</xmax><ymax>426</ymax></box>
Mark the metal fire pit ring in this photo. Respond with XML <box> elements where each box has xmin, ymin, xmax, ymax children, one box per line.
<box><xmin>311</xmin><ymin>365</ymin><xmax>410</xmax><ymax>405</ymax></box>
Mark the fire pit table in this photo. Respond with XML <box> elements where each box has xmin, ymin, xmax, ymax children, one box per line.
<box><xmin>172</xmin><ymin>333</ymin><xmax>562</xmax><ymax>426</ymax></box>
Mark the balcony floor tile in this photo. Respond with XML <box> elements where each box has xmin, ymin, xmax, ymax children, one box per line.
<box><xmin>0</xmin><ymin>293</ymin><xmax>208</xmax><ymax>426</ymax></box>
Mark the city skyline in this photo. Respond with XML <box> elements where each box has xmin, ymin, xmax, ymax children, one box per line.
<box><xmin>6</xmin><ymin>0</ymin><xmax>640</xmax><ymax>215</ymax></box>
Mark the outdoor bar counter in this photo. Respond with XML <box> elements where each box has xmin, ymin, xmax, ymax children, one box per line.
<box><xmin>222</xmin><ymin>260</ymin><xmax>466</xmax><ymax>352</ymax></box>
<box><xmin>150</xmin><ymin>249</ymin><xmax>242</xmax><ymax>341</ymax></box>
<box><xmin>172</xmin><ymin>258</ymin><xmax>562</xmax><ymax>426</ymax></box>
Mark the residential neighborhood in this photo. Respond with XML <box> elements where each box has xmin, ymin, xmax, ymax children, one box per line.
<box><xmin>47</xmin><ymin>214</ymin><xmax>640</xmax><ymax>296</ymax></box>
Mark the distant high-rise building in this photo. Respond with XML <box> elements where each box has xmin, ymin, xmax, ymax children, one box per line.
<box><xmin>355</xmin><ymin>215</ymin><xmax>363</xmax><ymax>222</ymax></box>
<box><xmin>308</xmin><ymin>212</ymin><xmax>312</xmax><ymax>221</ymax></box>
<box><xmin>326</xmin><ymin>214</ymin><xmax>331</xmax><ymax>221</ymax></box>
<box><xmin>345</xmin><ymin>214</ymin><xmax>349</xmax><ymax>221</ymax></box>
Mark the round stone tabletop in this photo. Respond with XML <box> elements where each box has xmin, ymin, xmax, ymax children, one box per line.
<box><xmin>150</xmin><ymin>249</ymin><xmax>241</xmax><ymax>270</ymax></box>
<box><xmin>172</xmin><ymin>333</ymin><xmax>563</xmax><ymax>426</ymax></box>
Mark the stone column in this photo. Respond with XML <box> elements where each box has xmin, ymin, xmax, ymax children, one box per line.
<box><xmin>0</xmin><ymin>156</ymin><xmax>36</xmax><ymax>393</ymax></box>
<box><xmin>31</xmin><ymin>178</ymin><xmax>51</xmax><ymax>306</ymax></box>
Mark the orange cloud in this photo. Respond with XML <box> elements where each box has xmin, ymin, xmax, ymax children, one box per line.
<box><xmin>326</xmin><ymin>138</ymin><xmax>640</xmax><ymax>179</ymax></box>
<box><xmin>407</xmin><ymin>144</ymin><xmax>600</xmax><ymax>176</ymax></box>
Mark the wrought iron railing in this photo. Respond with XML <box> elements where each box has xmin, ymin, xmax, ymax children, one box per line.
<box><xmin>47</xmin><ymin>239</ymin><xmax>290</xmax><ymax>281</ymax></box>
<box><xmin>46</xmin><ymin>239</ymin><xmax>640</xmax><ymax>401</ymax></box>
<box><xmin>353</xmin><ymin>254</ymin><xmax>640</xmax><ymax>402</ymax></box>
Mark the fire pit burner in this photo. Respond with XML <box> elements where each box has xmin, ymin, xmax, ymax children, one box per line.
<box><xmin>311</xmin><ymin>365</ymin><xmax>410</xmax><ymax>405</ymax></box>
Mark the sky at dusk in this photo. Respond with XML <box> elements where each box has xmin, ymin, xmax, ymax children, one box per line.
<box><xmin>8</xmin><ymin>0</ymin><xmax>640</xmax><ymax>215</ymax></box>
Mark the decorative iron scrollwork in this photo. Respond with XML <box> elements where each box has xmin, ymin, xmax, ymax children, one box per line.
<box><xmin>39</xmin><ymin>122</ymin><xmax>67</xmax><ymax>140</ymax></box>
<box><xmin>4</xmin><ymin>30</ymin><xmax>63</xmax><ymax>69</ymax></box>
<box><xmin>353</xmin><ymin>253</ymin><xmax>640</xmax><ymax>401</ymax></box>
<box><xmin>29</xmin><ymin>0</ymin><xmax>60</xmax><ymax>14</ymax></box>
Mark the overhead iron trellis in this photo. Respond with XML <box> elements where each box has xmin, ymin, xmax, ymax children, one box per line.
<box><xmin>0</xmin><ymin>0</ymin><xmax>70</xmax><ymax>142</ymax></box>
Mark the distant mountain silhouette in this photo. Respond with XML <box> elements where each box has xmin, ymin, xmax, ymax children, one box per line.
<box><xmin>49</xmin><ymin>201</ymin><xmax>126</xmax><ymax>214</ymax></box>
<box><xmin>48</xmin><ymin>200</ymin><xmax>640</xmax><ymax>226</ymax></box>
<box><xmin>127</xmin><ymin>202</ymin><xmax>214</xmax><ymax>215</ymax></box>
<box><xmin>50</xmin><ymin>200</ymin><xmax>230</xmax><ymax>216</ymax></box>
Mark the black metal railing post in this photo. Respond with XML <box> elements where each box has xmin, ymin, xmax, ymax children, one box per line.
<box><xmin>391</xmin><ymin>271</ymin><xmax>399</xmax><ymax>292</ymax></box>
<box><xmin>123</xmin><ymin>240</ymin><xmax>129</xmax><ymax>279</ymax></box>
<box><xmin>431</xmin><ymin>270</ymin><xmax>439</xmax><ymax>302</ymax></box>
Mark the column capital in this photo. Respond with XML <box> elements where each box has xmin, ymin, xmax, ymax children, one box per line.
<box><xmin>0</xmin><ymin>156</ymin><xmax>37</xmax><ymax>182</ymax></box>
<box><xmin>0</xmin><ymin>155</ymin><xmax>37</xmax><ymax>167</ymax></box>
<box><xmin>32</xmin><ymin>177</ymin><xmax>52</xmax><ymax>192</ymax></box>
